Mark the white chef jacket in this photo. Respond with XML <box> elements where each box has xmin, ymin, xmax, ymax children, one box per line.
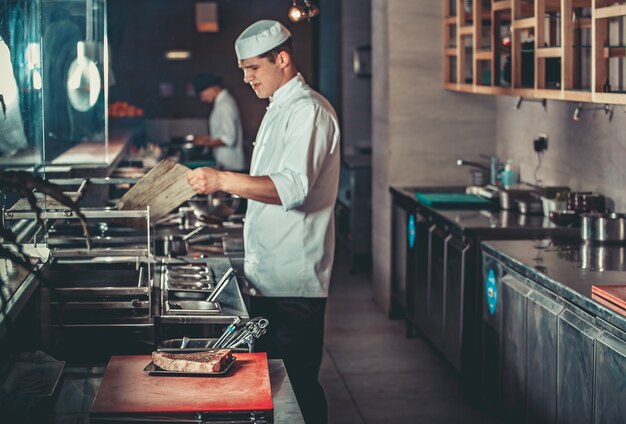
<box><xmin>209</xmin><ymin>89</ymin><xmax>245</xmax><ymax>171</ymax></box>
<box><xmin>244</xmin><ymin>74</ymin><xmax>340</xmax><ymax>298</ymax></box>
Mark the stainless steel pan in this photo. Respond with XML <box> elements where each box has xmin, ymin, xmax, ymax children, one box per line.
<box><xmin>581</xmin><ymin>212</ymin><xmax>626</xmax><ymax>244</ymax></box>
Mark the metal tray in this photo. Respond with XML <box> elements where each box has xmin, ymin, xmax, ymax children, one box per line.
<box><xmin>166</xmin><ymin>300</ymin><xmax>222</xmax><ymax>314</ymax></box>
<box><xmin>143</xmin><ymin>356</ymin><xmax>236</xmax><ymax>376</ymax></box>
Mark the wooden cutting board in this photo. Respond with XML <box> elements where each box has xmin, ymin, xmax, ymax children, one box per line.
<box><xmin>117</xmin><ymin>160</ymin><xmax>196</xmax><ymax>228</ymax></box>
<box><xmin>592</xmin><ymin>285</ymin><xmax>626</xmax><ymax>317</ymax></box>
<box><xmin>90</xmin><ymin>353</ymin><xmax>273</xmax><ymax>417</ymax></box>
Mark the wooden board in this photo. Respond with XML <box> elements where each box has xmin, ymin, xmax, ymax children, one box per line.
<box><xmin>117</xmin><ymin>160</ymin><xmax>196</xmax><ymax>228</ymax></box>
<box><xmin>90</xmin><ymin>353</ymin><xmax>273</xmax><ymax>417</ymax></box>
<box><xmin>592</xmin><ymin>285</ymin><xmax>626</xmax><ymax>317</ymax></box>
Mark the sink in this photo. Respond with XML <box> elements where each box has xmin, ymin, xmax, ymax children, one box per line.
<box><xmin>404</xmin><ymin>185</ymin><xmax>467</xmax><ymax>194</ymax></box>
<box><xmin>414</xmin><ymin>192</ymin><xmax>494</xmax><ymax>209</ymax></box>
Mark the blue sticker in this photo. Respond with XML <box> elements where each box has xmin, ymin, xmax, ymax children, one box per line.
<box><xmin>408</xmin><ymin>214</ymin><xmax>416</xmax><ymax>249</ymax></box>
<box><xmin>485</xmin><ymin>268</ymin><xmax>498</xmax><ymax>315</ymax></box>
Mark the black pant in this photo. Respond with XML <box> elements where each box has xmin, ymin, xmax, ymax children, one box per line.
<box><xmin>248</xmin><ymin>296</ymin><xmax>328</xmax><ymax>424</ymax></box>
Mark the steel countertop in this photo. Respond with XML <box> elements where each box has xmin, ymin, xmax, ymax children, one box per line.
<box><xmin>482</xmin><ymin>238</ymin><xmax>626</xmax><ymax>334</ymax></box>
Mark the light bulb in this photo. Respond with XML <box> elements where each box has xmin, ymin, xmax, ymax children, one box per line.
<box><xmin>288</xmin><ymin>5</ymin><xmax>305</xmax><ymax>22</ymax></box>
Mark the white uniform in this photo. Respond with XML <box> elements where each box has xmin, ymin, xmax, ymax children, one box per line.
<box><xmin>244</xmin><ymin>74</ymin><xmax>340</xmax><ymax>297</ymax></box>
<box><xmin>209</xmin><ymin>89</ymin><xmax>245</xmax><ymax>171</ymax></box>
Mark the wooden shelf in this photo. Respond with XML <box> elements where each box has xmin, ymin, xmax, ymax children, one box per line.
<box><xmin>442</xmin><ymin>0</ymin><xmax>626</xmax><ymax>106</ymax></box>
<box><xmin>512</xmin><ymin>17</ymin><xmax>535</xmax><ymax>29</ymax></box>
<box><xmin>595</xmin><ymin>5</ymin><xmax>626</xmax><ymax>19</ymax></box>
<box><xmin>493</xmin><ymin>1</ymin><xmax>512</xmax><ymax>12</ymax></box>
<box><xmin>475</xmin><ymin>50</ymin><xmax>493</xmax><ymax>60</ymax></box>
<box><xmin>604</xmin><ymin>47</ymin><xmax>626</xmax><ymax>58</ymax></box>
<box><xmin>536</xmin><ymin>47</ymin><xmax>562</xmax><ymax>58</ymax></box>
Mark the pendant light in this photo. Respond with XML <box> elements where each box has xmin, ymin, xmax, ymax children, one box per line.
<box><xmin>288</xmin><ymin>0</ymin><xmax>319</xmax><ymax>23</ymax></box>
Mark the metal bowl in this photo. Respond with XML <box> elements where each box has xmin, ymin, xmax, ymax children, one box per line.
<box><xmin>187</xmin><ymin>192</ymin><xmax>240</xmax><ymax>219</ymax></box>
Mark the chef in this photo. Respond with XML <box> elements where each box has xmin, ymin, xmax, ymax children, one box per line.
<box><xmin>187</xmin><ymin>20</ymin><xmax>340</xmax><ymax>424</ymax></box>
<box><xmin>192</xmin><ymin>72</ymin><xmax>246</xmax><ymax>171</ymax></box>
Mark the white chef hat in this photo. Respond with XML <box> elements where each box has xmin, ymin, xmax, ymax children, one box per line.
<box><xmin>235</xmin><ymin>20</ymin><xmax>291</xmax><ymax>60</ymax></box>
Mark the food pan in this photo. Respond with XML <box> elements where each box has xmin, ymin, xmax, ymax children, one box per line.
<box><xmin>166</xmin><ymin>300</ymin><xmax>221</xmax><ymax>314</ymax></box>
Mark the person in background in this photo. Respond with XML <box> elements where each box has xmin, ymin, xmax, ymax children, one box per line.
<box><xmin>187</xmin><ymin>20</ymin><xmax>340</xmax><ymax>424</ymax></box>
<box><xmin>192</xmin><ymin>72</ymin><xmax>246</xmax><ymax>171</ymax></box>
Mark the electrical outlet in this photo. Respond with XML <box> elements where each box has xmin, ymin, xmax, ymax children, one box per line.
<box><xmin>534</xmin><ymin>133</ymin><xmax>548</xmax><ymax>153</ymax></box>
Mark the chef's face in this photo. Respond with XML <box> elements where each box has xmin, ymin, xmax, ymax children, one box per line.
<box><xmin>239</xmin><ymin>53</ymin><xmax>288</xmax><ymax>99</ymax></box>
<box><xmin>199</xmin><ymin>86</ymin><xmax>219</xmax><ymax>103</ymax></box>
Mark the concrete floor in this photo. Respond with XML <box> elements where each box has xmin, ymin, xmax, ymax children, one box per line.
<box><xmin>321</xmin><ymin>249</ymin><xmax>502</xmax><ymax>424</ymax></box>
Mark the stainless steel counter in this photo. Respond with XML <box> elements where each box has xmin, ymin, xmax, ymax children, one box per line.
<box><xmin>482</xmin><ymin>238</ymin><xmax>626</xmax><ymax>333</ymax></box>
<box><xmin>390</xmin><ymin>185</ymin><xmax>578</xmax><ymax>238</ymax></box>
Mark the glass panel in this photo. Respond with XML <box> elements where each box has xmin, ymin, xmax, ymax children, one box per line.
<box><xmin>463</xmin><ymin>35</ymin><xmax>473</xmax><ymax>84</ymax></box>
<box><xmin>448</xmin><ymin>0</ymin><xmax>457</xmax><ymax>17</ymax></box>
<box><xmin>0</xmin><ymin>0</ymin><xmax>44</xmax><ymax>172</ymax></box>
<box><xmin>572</xmin><ymin>8</ymin><xmax>592</xmax><ymax>91</ymax></box>
<box><xmin>480</xmin><ymin>22</ymin><xmax>492</xmax><ymax>51</ymax></box>
<box><xmin>449</xmin><ymin>25</ymin><xmax>458</xmax><ymax>48</ymax></box>
<box><xmin>494</xmin><ymin>9</ymin><xmax>512</xmax><ymax>87</ymax></box>
<box><xmin>41</xmin><ymin>0</ymin><xmax>108</xmax><ymax>162</ymax></box>
<box><xmin>542</xmin><ymin>11</ymin><xmax>561</xmax><ymax>48</ymax></box>
<box><xmin>544</xmin><ymin>58</ymin><xmax>561</xmax><ymax>89</ymax></box>
<box><xmin>519</xmin><ymin>29</ymin><xmax>535</xmax><ymax>88</ymax></box>
<box><xmin>605</xmin><ymin>16</ymin><xmax>626</xmax><ymax>93</ymax></box>
<box><xmin>477</xmin><ymin>60</ymin><xmax>492</xmax><ymax>85</ymax></box>
<box><xmin>461</xmin><ymin>0</ymin><xmax>473</xmax><ymax>26</ymax></box>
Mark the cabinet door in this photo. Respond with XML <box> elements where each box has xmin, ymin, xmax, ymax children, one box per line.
<box><xmin>426</xmin><ymin>223</ymin><xmax>447</xmax><ymax>347</ymax></box>
<box><xmin>407</xmin><ymin>213</ymin><xmax>429</xmax><ymax>328</ymax></box>
<box><xmin>557</xmin><ymin>309</ymin><xmax>601</xmax><ymax>424</ymax></box>
<box><xmin>481</xmin><ymin>258</ymin><xmax>502</xmax><ymax>410</ymax></box>
<box><xmin>526</xmin><ymin>289</ymin><xmax>563</xmax><ymax>424</ymax></box>
<box><xmin>442</xmin><ymin>233</ymin><xmax>471</xmax><ymax>371</ymax></box>
<box><xmin>391</xmin><ymin>204</ymin><xmax>408</xmax><ymax>314</ymax></box>
<box><xmin>594</xmin><ymin>330</ymin><xmax>626</xmax><ymax>424</ymax></box>
<box><xmin>501</xmin><ymin>273</ymin><xmax>532</xmax><ymax>419</ymax></box>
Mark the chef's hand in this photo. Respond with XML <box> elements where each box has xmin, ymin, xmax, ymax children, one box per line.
<box><xmin>186</xmin><ymin>167</ymin><xmax>221</xmax><ymax>194</ymax></box>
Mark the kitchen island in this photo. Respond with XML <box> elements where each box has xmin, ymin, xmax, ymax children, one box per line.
<box><xmin>481</xmin><ymin>239</ymin><xmax>626</xmax><ymax>424</ymax></box>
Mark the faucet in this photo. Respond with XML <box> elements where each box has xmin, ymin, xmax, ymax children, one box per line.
<box><xmin>456</xmin><ymin>159</ymin><xmax>490</xmax><ymax>172</ymax></box>
<box><xmin>457</xmin><ymin>159</ymin><xmax>490</xmax><ymax>186</ymax></box>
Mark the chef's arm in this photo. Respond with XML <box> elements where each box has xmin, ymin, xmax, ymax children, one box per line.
<box><xmin>187</xmin><ymin>168</ymin><xmax>281</xmax><ymax>205</ymax></box>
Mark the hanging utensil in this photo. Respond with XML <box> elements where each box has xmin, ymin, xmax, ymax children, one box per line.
<box><xmin>206</xmin><ymin>267</ymin><xmax>235</xmax><ymax>303</ymax></box>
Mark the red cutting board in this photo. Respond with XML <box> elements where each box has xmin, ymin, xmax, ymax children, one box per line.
<box><xmin>90</xmin><ymin>353</ymin><xmax>273</xmax><ymax>416</ymax></box>
<box><xmin>592</xmin><ymin>285</ymin><xmax>626</xmax><ymax>317</ymax></box>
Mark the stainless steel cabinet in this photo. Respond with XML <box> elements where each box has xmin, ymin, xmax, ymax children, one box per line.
<box><xmin>391</xmin><ymin>204</ymin><xmax>408</xmax><ymax>317</ymax></box>
<box><xmin>594</xmin><ymin>324</ymin><xmax>626</xmax><ymax>424</ymax></box>
<box><xmin>526</xmin><ymin>289</ymin><xmax>563</xmax><ymax>424</ymax></box>
<box><xmin>426</xmin><ymin>222</ymin><xmax>447</xmax><ymax>347</ymax></box>
<box><xmin>405</xmin><ymin>212</ymin><xmax>429</xmax><ymax>329</ymax></box>
<box><xmin>557</xmin><ymin>308</ymin><xmax>601</xmax><ymax>424</ymax></box>
<box><xmin>442</xmin><ymin>233</ymin><xmax>471</xmax><ymax>370</ymax></box>
<box><xmin>501</xmin><ymin>274</ymin><xmax>532</xmax><ymax>418</ymax></box>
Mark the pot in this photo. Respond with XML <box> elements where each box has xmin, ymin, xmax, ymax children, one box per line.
<box><xmin>580</xmin><ymin>212</ymin><xmax>626</xmax><ymax>244</ymax></box>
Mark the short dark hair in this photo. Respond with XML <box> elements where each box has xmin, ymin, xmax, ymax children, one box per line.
<box><xmin>192</xmin><ymin>73</ymin><xmax>222</xmax><ymax>94</ymax></box>
<box><xmin>258</xmin><ymin>38</ymin><xmax>294</xmax><ymax>63</ymax></box>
